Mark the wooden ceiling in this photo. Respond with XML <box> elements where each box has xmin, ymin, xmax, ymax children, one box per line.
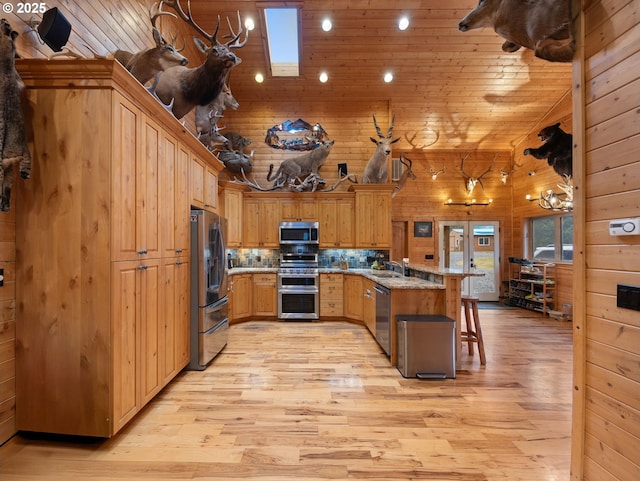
<box><xmin>182</xmin><ymin>0</ymin><xmax>573</xmax><ymax>151</ymax></box>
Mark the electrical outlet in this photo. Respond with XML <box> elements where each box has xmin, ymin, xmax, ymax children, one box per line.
<box><xmin>425</xmin><ymin>254</ymin><xmax>434</xmax><ymax>260</ymax></box>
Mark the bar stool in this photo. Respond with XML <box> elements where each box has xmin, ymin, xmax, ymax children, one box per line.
<box><xmin>461</xmin><ymin>295</ymin><xmax>486</xmax><ymax>365</ymax></box>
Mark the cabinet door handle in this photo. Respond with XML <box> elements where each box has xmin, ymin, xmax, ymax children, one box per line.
<box><xmin>176</xmin><ymin>249</ymin><xmax>183</xmax><ymax>254</ymax></box>
<box><xmin>176</xmin><ymin>261</ymin><xmax>183</xmax><ymax>266</ymax></box>
<box><xmin>137</xmin><ymin>249</ymin><xmax>148</xmax><ymax>255</ymax></box>
<box><xmin>138</xmin><ymin>265</ymin><xmax>148</xmax><ymax>270</ymax></box>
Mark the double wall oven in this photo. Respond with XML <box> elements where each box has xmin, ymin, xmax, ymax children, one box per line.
<box><xmin>278</xmin><ymin>222</ymin><xmax>319</xmax><ymax>320</ymax></box>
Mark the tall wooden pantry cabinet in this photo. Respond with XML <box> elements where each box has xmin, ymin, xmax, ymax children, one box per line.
<box><xmin>14</xmin><ymin>60</ymin><xmax>224</xmax><ymax>437</ymax></box>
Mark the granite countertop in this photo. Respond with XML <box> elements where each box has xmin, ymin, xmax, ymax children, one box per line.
<box><xmin>229</xmin><ymin>266</ymin><xmax>443</xmax><ymax>289</ymax></box>
<box><xmin>408</xmin><ymin>264</ymin><xmax>486</xmax><ymax>278</ymax></box>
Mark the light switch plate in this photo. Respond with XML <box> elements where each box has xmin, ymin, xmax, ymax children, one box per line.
<box><xmin>617</xmin><ymin>284</ymin><xmax>640</xmax><ymax>311</ymax></box>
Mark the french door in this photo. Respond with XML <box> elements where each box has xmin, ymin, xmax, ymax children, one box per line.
<box><xmin>438</xmin><ymin>221</ymin><xmax>500</xmax><ymax>301</ymax></box>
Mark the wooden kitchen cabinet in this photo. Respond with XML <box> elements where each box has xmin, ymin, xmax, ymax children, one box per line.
<box><xmin>112</xmin><ymin>95</ymin><xmax>164</xmax><ymax>261</ymax></box>
<box><xmin>344</xmin><ymin>275</ymin><xmax>364</xmax><ymax>321</ymax></box>
<box><xmin>15</xmin><ymin>59</ymin><xmax>222</xmax><ymax>437</ymax></box>
<box><xmin>230</xmin><ymin>274</ymin><xmax>253</xmax><ymax>321</ymax></box>
<box><xmin>160</xmin><ymin>135</ymin><xmax>190</xmax><ymax>258</ymax></box>
<box><xmin>243</xmin><ymin>196</ymin><xmax>280</xmax><ymax>247</ymax></box>
<box><xmin>319</xmin><ymin>196</ymin><xmax>355</xmax><ymax>247</ymax></box>
<box><xmin>320</xmin><ymin>273</ymin><xmax>344</xmax><ymax>317</ymax></box>
<box><xmin>351</xmin><ymin>185</ymin><xmax>394</xmax><ymax>248</ymax></box>
<box><xmin>160</xmin><ymin>257</ymin><xmax>190</xmax><ymax>385</ymax></box>
<box><xmin>191</xmin><ymin>154</ymin><xmax>219</xmax><ymax>212</ymax></box>
<box><xmin>280</xmin><ymin>197</ymin><xmax>318</xmax><ymax>221</ymax></box>
<box><xmin>222</xmin><ymin>183</ymin><xmax>246</xmax><ymax>247</ymax></box>
<box><xmin>253</xmin><ymin>273</ymin><xmax>277</xmax><ymax>316</ymax></box>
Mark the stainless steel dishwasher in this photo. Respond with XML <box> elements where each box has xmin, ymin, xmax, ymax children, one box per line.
<box><xmin>374</xmin><ymin>284</ymin><xmax>391</xmax><ymax>355</ymax></box>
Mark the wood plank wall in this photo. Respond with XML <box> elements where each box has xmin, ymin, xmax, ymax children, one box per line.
<box><xmin>0</xmin><ymin>208</ymin><xmax>15</xmax><ymax>443</ymax></box>
<box><xmin>511</xmin><ymin>91</ymin><xmax>574</xmax><ymax>310</ymax></box>
<box><xmin>572</xmin><ymin>0</ymin><xmax>640</xmax><ymax>479</ymax></box>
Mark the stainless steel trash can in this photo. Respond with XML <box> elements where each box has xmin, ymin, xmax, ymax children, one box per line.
<box><xmin>396</xmin><ymin>314</ymin><xmax>456</xmax><ymax>379</ymax></box>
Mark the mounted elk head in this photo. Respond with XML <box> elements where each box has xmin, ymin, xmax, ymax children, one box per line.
<box><xmin>392</xmin><ymin>154</ymin><xmax>417</xmax><ymax>198</ymax></box>
<box><xmin>114</xmin><ymin>2</ymin><xmax>188</xmax><ymax>85</ymax></box>
<box><xmin>155</xmin><ymin>0</ymin><xmax>248</xmax><ymax>119</ymax></box>
<box><xmin>461</xmin><ymin>154</ymin><xmax>495</xmax><ymax>195</ymax></box>
<box><xmin>430</xmin><ymin>164</ymin><xmax>446</xmax><ymax>181</ymax></box>
<box><xmin>362</xmin><ymin>114</ymin><xmax>400</xmax><ymax>183</ymax></box>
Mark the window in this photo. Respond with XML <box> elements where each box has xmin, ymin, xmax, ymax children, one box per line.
<box><xmin>528</xmin><ymin>214</ymin><xmax>573</xmax><ymax>262</ymax></box>
<box><xmin>478</xmin><ymin>236</ymin><xmax>490</xmax><ymax>246</ymax></box>
<box><xmin>262</xmin><ymin>7</ymin><xmax>300</xmax><ymax>77</ymax></box>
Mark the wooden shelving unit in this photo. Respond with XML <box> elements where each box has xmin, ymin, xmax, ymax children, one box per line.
<box><xmin>508</xmin><ymin>262</ymin><xmax>556</xmax><ymax>315</ymax></box>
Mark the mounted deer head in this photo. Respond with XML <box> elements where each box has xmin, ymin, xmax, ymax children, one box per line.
<box><xmin>430</xmin><ymin>164</ymin><xmax>446</xmax><ymax>180</ymax></box>
<box><xmin>154</xmin><ymin>0</ymin><xmax>248</xmax><ymax>119</ymax></box>
<box><xmin>392</xmin><ymin>153</ymin><xmax>417</xmax><ymax>198</ymax></box>
<box><xmin>362</xmin><ymin>114</ymin><xmax>400</xmax><ymax>183</ymax></box>
<box><xmin>114</xmin><ymin>2</ymin><xmax>188</xmax><ymax>85</ymax></box>
<box><xmin>499</xmin><ymin>167</ymin><xmax>514</xmax><ymax>184</ymax></box>
<box><xmin>461</xmin><ymin>153</ymin><xmax>496</xmax><ymax>195</ymax></box>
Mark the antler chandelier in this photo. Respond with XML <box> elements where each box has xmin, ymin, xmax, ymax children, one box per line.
<box><xmin>538</xmin><ymin>176</ymin><xmax>573</xmax><ymax>212</ymax></box>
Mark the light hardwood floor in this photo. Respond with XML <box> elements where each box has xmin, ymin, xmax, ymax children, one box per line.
<box><xmin>0</xmin><ymin>307</ymin><xmax>573</xmax><ymax>480</ymax></box>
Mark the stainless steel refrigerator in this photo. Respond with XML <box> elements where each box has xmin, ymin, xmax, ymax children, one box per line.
<box><xmin>187</xmin><ymin>210</ymin><xmax>229</xmax><ymax>370</ymax></box>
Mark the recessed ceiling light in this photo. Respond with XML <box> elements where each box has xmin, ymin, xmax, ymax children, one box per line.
<box><xmin>322</xmin><ymin>18</ymin><xmax>332</xmax><ymax>32</ymax></box>
<box><xmin>319</xmin><ymin>72</ymin><xmax>328</xmax><ymax>83</ymax></box>
<box><xmin>384</xmin><ymin>72</ymin><xmax>393</xmax><ymax>83</ymax></box>
<box><xmin>398</xmin><ymin>16</ymin><xmax>409</xmax><ymax>30</ymax></box>
<box><xmin>255</xmin><ymin>73</ymin><xmax>264</xmax><ymax>83</ymax></box>
<box><xmin>245</xmin><ymin>17</ymin><xmax>255</xmax><ymax>31</ymax></box>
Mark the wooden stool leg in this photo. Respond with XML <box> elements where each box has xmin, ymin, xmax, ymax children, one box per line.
<box><xmin>471</xmin><ymin>300</ymin><xmax>486</xmax><ymax>365</ymax></box>
<box><xmin>462</xmin><ymin>299</ymin><xmax>473</xmax><ymax>354</ymax></box>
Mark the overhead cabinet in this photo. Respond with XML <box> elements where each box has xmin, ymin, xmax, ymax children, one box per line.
<box><xmin>14</xmin><ymin>59</ymin><xmax>223</xmax><ymax>437</ymax></box>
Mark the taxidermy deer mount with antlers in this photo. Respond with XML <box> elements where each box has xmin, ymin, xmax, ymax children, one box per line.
<box><xmin>114</xmin><ymin>2</ymin><xmax>189</xmax><ymax>85</ymax></box>
<box><xmin>460</xmin><ymin>153</ymin><xmax>496</xmax><ymax>195</ymax></box>
<box><xmin>154</xmin><ymin>0</ymin><xmax>248</xmax><ymax>119</ymax></box>
<box><xmin>362</xmin><ymin>114</ymin><xmax>400</xmax><ymax>183</ymax></box>
<box><xmin>392</xmin><ymin>154</ymin><xmax>417</xmax><ymax>198</ymax></box>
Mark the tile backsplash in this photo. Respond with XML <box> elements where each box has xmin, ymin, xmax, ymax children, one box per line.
<box><xmin>227</xmin><ymin>248</ymin><xmax>390</xmax><ymax>269</ymax></box>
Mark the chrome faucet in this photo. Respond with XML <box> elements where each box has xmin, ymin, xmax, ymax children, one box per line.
<box><xmin>385</xmin><ymin>260</ymin><xmax>404</xmax><ymax>275</ymax></box>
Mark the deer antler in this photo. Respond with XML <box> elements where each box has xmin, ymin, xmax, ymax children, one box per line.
<box><xmin>460</xmin><ymin>152</ymin><xmax>472</xmax><ymax>177</ymax></box>
<box><xmin>162</xmin><ymin>0</ymin><xmax>247</xmax><ymax>48</ymax></box>
<box><xmin>392</xmin><ymin>153</ymin><xmax>417</xmax><ymax>198</ymax></box>
<box><xmin>224</xmin><ymin>12</ymin><xmax>249</xmax><ymax>49</ymax></box>
<box><xmin>430</xmin><ymin>164</ymin><xmax>446</xmax><ymax>180</ymax></box>
<box><xmin>461</xmin><ymin>154</ymin><xmax>496</xmax><ymax>195</ymax></box>
<box><xmin>233</xmin><ymin>169</ymin><xmax>284</xmax><ymax>191</ymax></box>
<box><xmin>386</xmin><ymin>114</ymin><xmax>396</xmax><ymax>139</ymax></box>
<box><xmin>372</xmin><ymin>114</ymin><xmax>385</xmax><ymax>138</ymax></box>
<box><xmin>150</xmin><ymin>2</ymin><xmax>177</xmax><ymax>30</ymax></box>
<box><xmin>323</xmin><ymin>172</ymin><xmax>359</xmax><ymax>192</ymax></box>
<box><xmin>476</xmin><ymin>155</ymin><xmax>496</xmax><ymax>184</ymax></box>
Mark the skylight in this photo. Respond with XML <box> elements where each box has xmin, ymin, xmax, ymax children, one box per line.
<box><xmin>263</xmin><ymin>7</ymin><xmax>300</xmax><ymax>77</ymax></box>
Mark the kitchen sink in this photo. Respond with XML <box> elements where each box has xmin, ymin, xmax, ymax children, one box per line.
<box><xmin>369</xmin><ymin>271</ymin><xmax>402</xmax><ymax>278</ymax></box>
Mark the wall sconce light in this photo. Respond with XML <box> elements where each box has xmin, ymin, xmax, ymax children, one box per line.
<box><xmin>445</xmin><ymin>198</ymin><xmax>493</xmax><ymax>206</ymax></box>
<box><xmin>33</xmin><ymin>8</ymin><xmax>72</xmax><ymax>52</ymax></box>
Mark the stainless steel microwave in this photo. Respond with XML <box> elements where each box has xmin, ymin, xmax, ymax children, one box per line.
<box><xmin>279</xmin><ymin>221</ymin><xmax>319</xmax><ymax>245</ymax></box>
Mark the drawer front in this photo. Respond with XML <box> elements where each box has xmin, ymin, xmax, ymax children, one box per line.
<box><xmin>255</xmin><ymin>274</ymin><xmax>277</xmax><ymax>283</ymax></box>
<box><xmin>321</xmin><ymin>300</ymin><xmax>343</xmax><ymax>317</ymax></box>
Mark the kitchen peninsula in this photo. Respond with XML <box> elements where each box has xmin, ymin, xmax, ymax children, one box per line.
<box><xmin>229</xmin><ymin>265</ymin><xmax>481</xmax><ymax>366</ymax></box>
